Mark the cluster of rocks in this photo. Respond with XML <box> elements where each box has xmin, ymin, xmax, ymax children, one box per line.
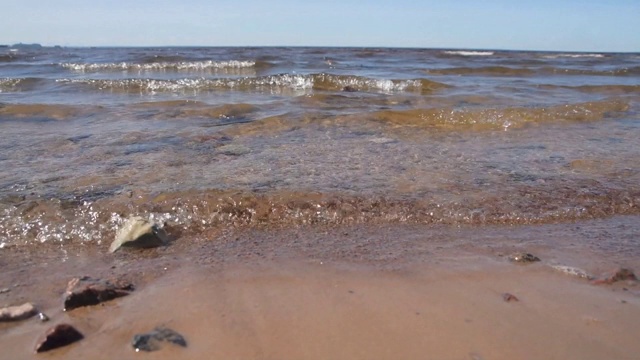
<box><xmin>0</xmin><ymin>216</ymin><xmax>186</xmax><ymax>354</ymax></box>
<box><xmin>1</xmin><ymin>275</ymin><xmax>187</xmax><ymax>353</ymax></box>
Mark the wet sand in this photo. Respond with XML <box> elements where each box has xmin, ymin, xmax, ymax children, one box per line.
<box><xmin>1</xmin><ymin>221</ymin><xmax>640</xmax><ymax>359</ymax></box>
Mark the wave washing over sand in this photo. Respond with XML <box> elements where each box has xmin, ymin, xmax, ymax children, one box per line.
<box><xmin>1</xmin><ymin>46</ymin><xmax>640</xmax><ymax>359</ymax></box>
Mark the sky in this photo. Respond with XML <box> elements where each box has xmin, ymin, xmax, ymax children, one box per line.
<box><xmin>2</xmin><ymin>0</ymin><xmax>639</xmax><ymax>52</ymax></box>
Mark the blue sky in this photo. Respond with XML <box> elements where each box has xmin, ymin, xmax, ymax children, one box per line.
<box><xmin>2</xmin><ymin>0</ymin><xmax>639</xmax><ymax>52</ymax></box>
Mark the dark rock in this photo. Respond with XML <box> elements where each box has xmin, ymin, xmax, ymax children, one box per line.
<box><xmin>35</xmin><ymin>324</ymin><xmax>83</xmax><ymax>353</ymax></box>
<box><xmin>502</xmin><ymin>293</ymin><xmax>519</xmax><ymax>302</ymax></box>
<box><xmin>0</xmin><ymin>302</ymin><xmax>37</xmax><ymax>321</ymax></box>
<box><xmin>132</xmin><ymin>327</ymin><xmax>187</xmax><ymax>352</ymax></box>
<box><xmin>508</xmin><ymin>253</ymin><xmax>540</xmax><ymax>264</ymax></box>
<box><xmin>63</xmin><ymin>276</ymin><xmax>133</xmax><ymax>311</ymax></box>
<box><xmin>593</xmin><ymin>268</ymin><xmax>637</xmax><ymax>285</ymax></box>
<box><xmin>342</xmin><ymin>86</ymin><xmax>358</xmax><ymax>92</ymax></box>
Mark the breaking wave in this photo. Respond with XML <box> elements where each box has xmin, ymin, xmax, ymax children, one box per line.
<box><xmin>60</xmin><ymin>60</ymin><xmax>261</xmax><ymax>72</ymax></box>
<box><xmin>0</xmin><ymin>77</ymin><xmax>46</xmax><ymax>92</ymax></box>
<box><xmin>1</xmin><ymin>184</ymin><xmax>639</xmax><ymax>247</ymax></box>
<box><xmin>442</xmin><ymin>51</ymin><xmax>494</xmax><ymax>57</ymax></box>
<box><xmin>425</xmin><ymin>66</ymin><xmax>640</xmax><ymax>77</ymax></box>
<box><xmin>543</xmin><ymin>53</ymin><xmax>605</xmax><ymax>59</ymax></box>
<box><xmin>56</xmin><ymin>74</ymin><xmax>449</xmax><ymax>94</ymax></box>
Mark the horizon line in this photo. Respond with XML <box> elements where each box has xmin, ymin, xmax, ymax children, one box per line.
<box><xmin>3</xmin><ymin>43</ymin><xmax>639</xmax><ymax>54</ymax></box>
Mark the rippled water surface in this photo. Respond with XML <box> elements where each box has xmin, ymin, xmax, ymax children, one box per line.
<box><xmin>1</xmin><ymin>46</ymin><xmax>639</xmax><ymax>248</ymax></box>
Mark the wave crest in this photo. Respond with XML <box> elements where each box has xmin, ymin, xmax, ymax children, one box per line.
<box><xmin>60</xmin><ymin>60</ymin><xmax>258</xmax><ymax>72</ymax></box>
<box><xmin>1</xmin><ymin>184</ymin><xmax>639</xmax><ymax>246</ymax></box>
<box><xmin>442</xmin><ymin>51</ymin><xmax>494</xmax><ymax>56</ymax></box>
<box><xmin>57</xmin><ymin>74</ymin><xmax>449</xmax><ymax>94</ymax></box>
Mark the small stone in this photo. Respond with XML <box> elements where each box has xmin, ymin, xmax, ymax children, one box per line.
<box><xmin>132</xmin><ymin>327</ymin><xmax>187</xmax><ymax>352</ymax></box>
<box><xmin>217</xmin><ymin>144</ymin><xmax>250</xmax><ymax>156</ymax></box>
<box><xmin>133</xmin><ymin>333</ymin><xmax>161</xmax><ymax>352</ymax></box>
<box><xmin>342</xmin><ymin>85</ymin><xmax>358</xmax><ymax>92</ymax></box>
<box><xmin>502</xmin><ymin>293</ymin><xmax>519</xmax><ymax>302</ymax></box>
<box><xmin>592</xmin><ymin>268</ymin><xmax>637</xmax><ymax>285</ymax></box>
<box><xmin>63</xmin><ymin>276</ymin><xmax>133</xmax><ymax>311</ymax></box>
<box><xmin>508</xmin><ymin>253</ymin><xmax>540</xmax><ymax>263</ymax></box>
<box><xmin>0</xmin><ymin>287</ymin><xmax>10</xmax><ymax>294</ymax></box>
<box><xmin>38</xmin><ymin>312</ymin><xmax>50</xmax><ymax>322</ymax></box>
<box><xmin>35</xmin><ymin>324</ymin><xmax>83</xmax><ymax>353</ymax></box>
<box><xmin>0</xmin><ymin>302</ymin><xmax>37</xmax><ymax>321</ymax></box>
<box><xmin>109</xmin><ymin>216</ymin><xmax>169</xmax><ymax>253</ymax></box>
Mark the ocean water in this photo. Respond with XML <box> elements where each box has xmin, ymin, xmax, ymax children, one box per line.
<box><xmin>1</xmin><ymin>46</ymin><xmax>639</xmax><ymax>249</ymax></box>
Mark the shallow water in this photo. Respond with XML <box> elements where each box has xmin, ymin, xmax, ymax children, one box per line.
<box><xmin>1</xmin><ymin>46</ymin><xmax>639</xmax><ymax>248</ymax></box>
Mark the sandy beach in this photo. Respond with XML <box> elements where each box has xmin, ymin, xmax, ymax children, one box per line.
<box><xmin>2</xmin><ymin>221</ymin><xmax>639</xmax><ymax>360</ymax></box>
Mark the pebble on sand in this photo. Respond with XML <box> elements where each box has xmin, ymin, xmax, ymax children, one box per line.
<box><xmin>63</xmin><ymin>276</ymin><xmax>133</xmax><ymax>311</ymax></box>
<box><xmin>592</xmin><ymin>268</ymin><xmax>637</xmax><ymax>285</ymax></box>
<box><xmin>508</xmin><ymin>253</ymin><xmax>541</xmax><ymax>264</ymax></box>
<box><xmin>132</xmin><ymin>327</ymin><xmax>187</xmax><ymax>352</ymax></box>
<box><xmin>35</xmin><ymin>324</ymin><xmax>84</xmax><ymax>353</ymax></box>
<box><xmin>502</xmin><ymin>293</ymin><xmax>519</xmax><ymax>302</ymax></box>
<box><xmin>0</xmin><ymin>302</ymin><xmax>37</xmax><ymax>322</ymax></box>
<box><xmin>109</xmin><ymin>216</ymin><xmax>169</xmax><ymax>253</ymax></box>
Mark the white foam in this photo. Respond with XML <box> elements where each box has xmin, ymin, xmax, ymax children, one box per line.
<box><xmin>443</xmin><ymin>51</ymin><xmax>494</xmax><ymax>56</ymax></box>
<box><xmin>61</xmin><ymin>60</ymin><xmax>256</xmax><ymax>72</ymax></box>
<box><xmin>543</xmin><ymin>53</ymin><xmax>605</xmax><ymax>59</ymax></box>
<box><xmin>57</xmin><ymin>74</ymin><xmax>425</xmax><ymax>94</ymax></box>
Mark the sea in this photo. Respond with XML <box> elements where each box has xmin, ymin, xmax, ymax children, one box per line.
<box><xmin>1</xmin><ymin>46</ymin><xmax>639</xmax><ymax>255</ymax></box>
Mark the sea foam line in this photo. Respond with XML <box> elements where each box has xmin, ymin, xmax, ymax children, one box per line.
<box><xmin>55</xmin><ymin>74</ymin><xmax>436</xmax><ymax>93</ymax></box>
<box><xmin>60</xmin><ymin>60</ymin><xmax>257</xmax><ymax>71</ymax></box>
<box><xmin>442</xmin><ymin>51</ymin><xmax>494</xmax><ymax>56</ymax></box>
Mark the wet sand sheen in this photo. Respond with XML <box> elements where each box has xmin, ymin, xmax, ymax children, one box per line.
<box><xmin>2</xmin><ymin>258</ymin><xmax>639</xmax><ymax>359</ymax></box>
<box><xmin>1</xmin><ymin>220</ymin><xmax>640</xmax><ymax>359</ymax></box>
